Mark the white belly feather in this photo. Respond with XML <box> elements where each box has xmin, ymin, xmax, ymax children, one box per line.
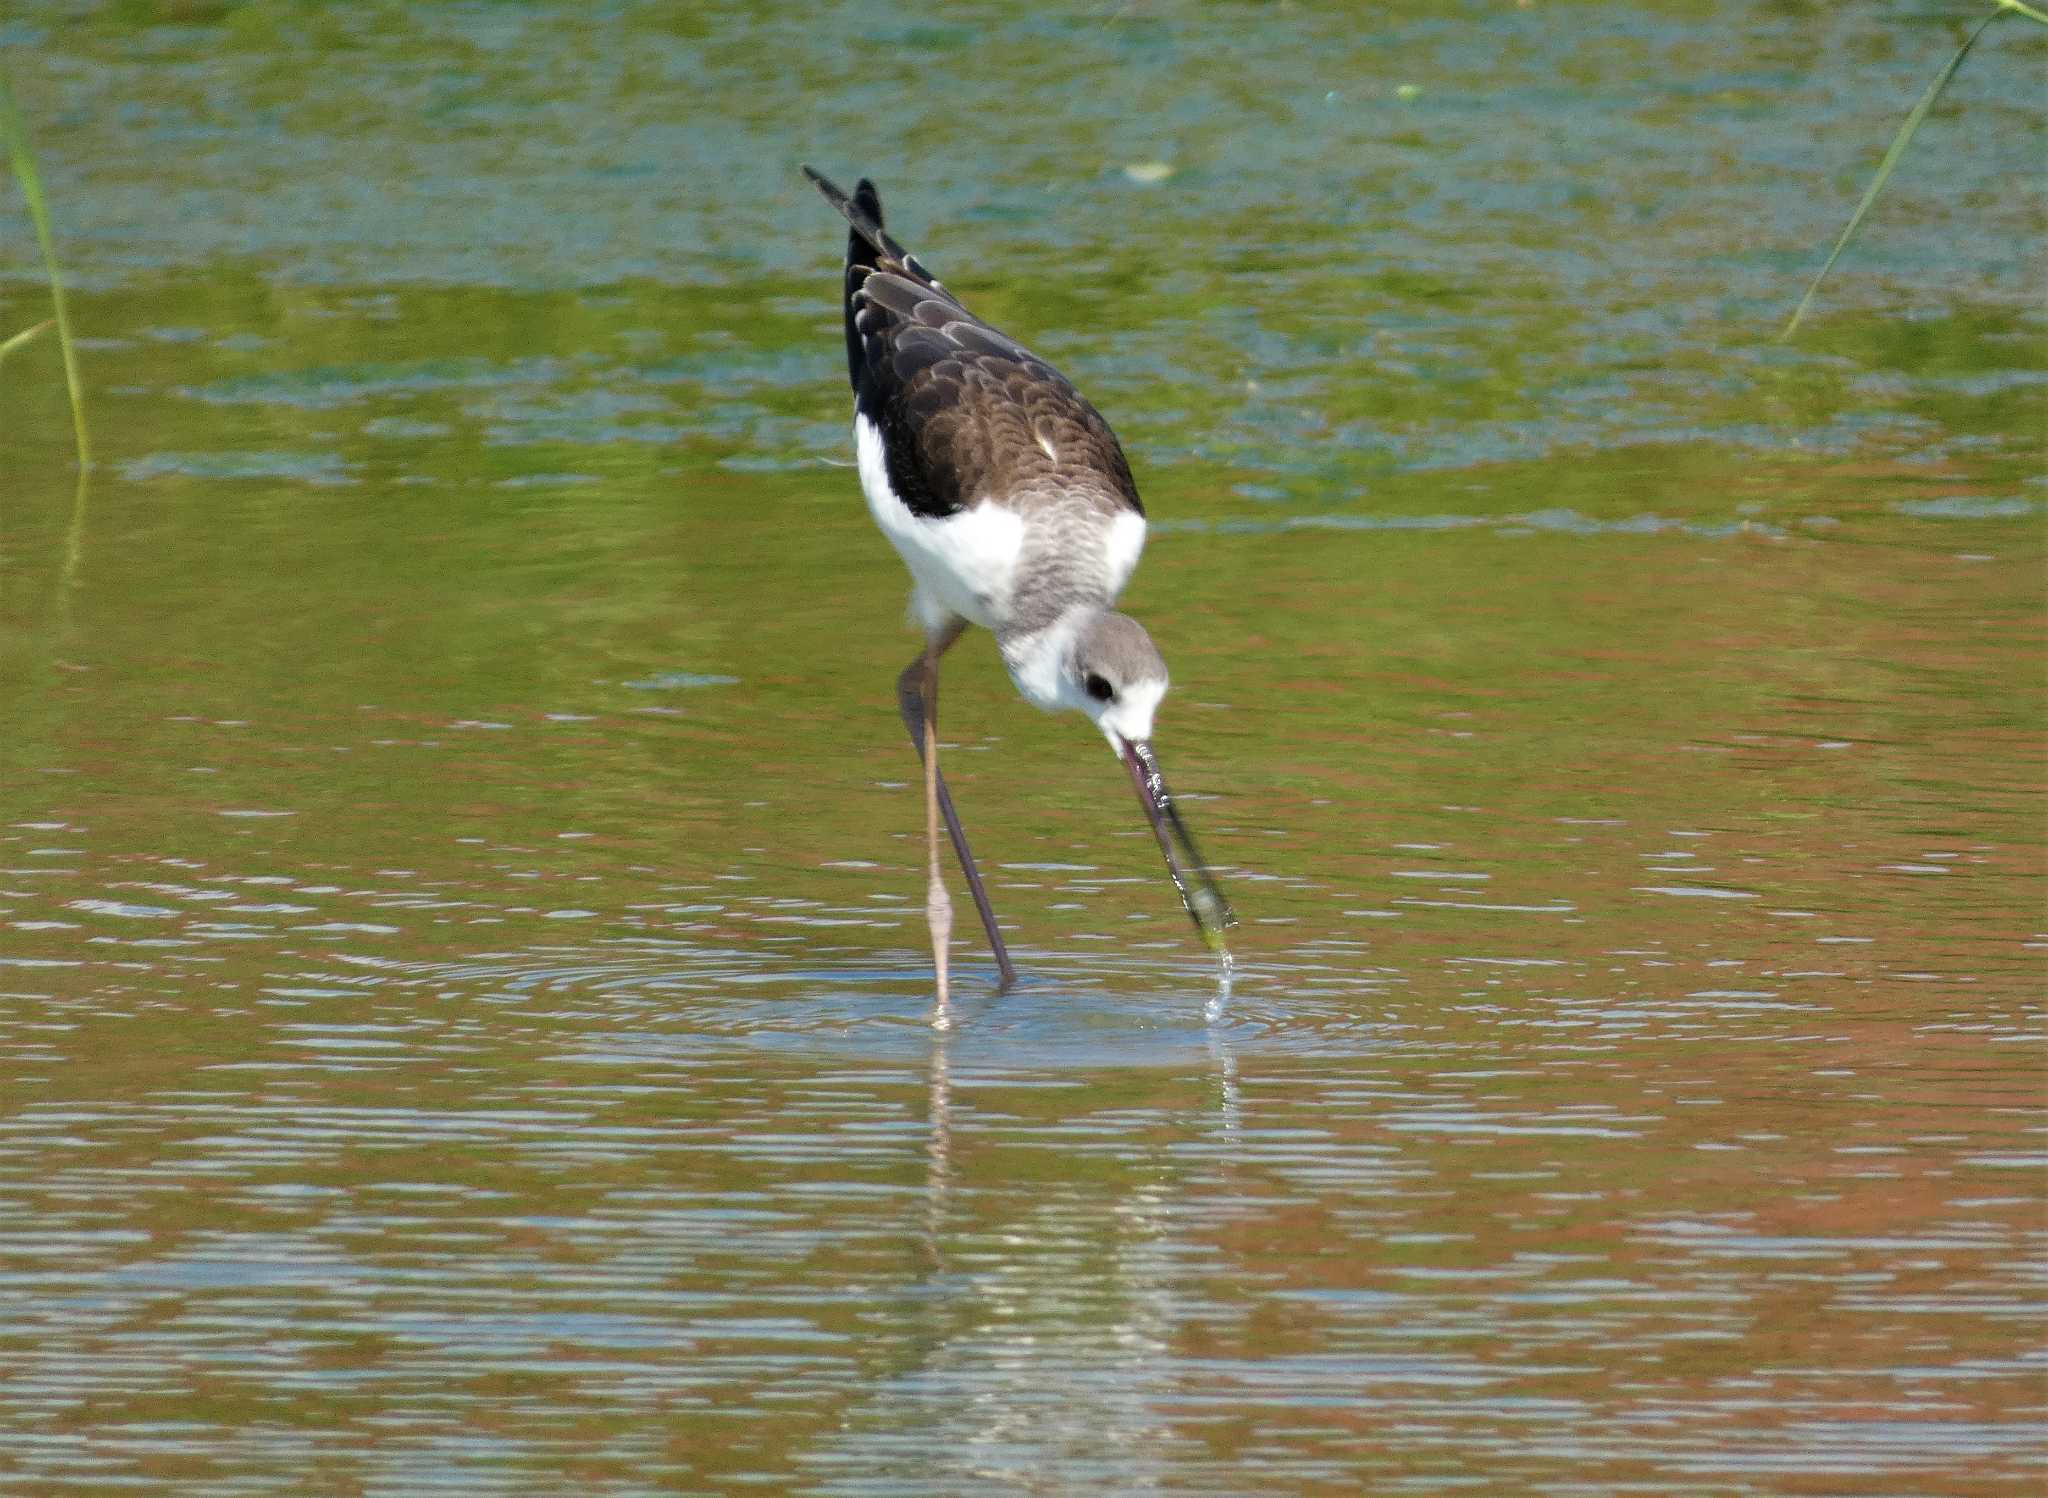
<box><xmin>853</xmin><ymin>413</ymin><xmax>1147</xmax><ymax>636</ymax></box>
<box><xmin>856</xmin><ymin>414</ymin><xmax>1023</xmax><ymax>633</ymax></box>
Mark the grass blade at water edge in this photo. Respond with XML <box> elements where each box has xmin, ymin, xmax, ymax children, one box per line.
<box><xmin>1778</xmin><ymin>3</ymin><xmax>2019</xmax><ymax>342</ymax></box>
<box><xmin>0</xmin><ymin>69</ymin><xmax>90</xmax><ymax>468</ymax></box>
<box><xmin>0</xmin><ymin>317</ymin><xmax>52</xmax><ymax>366</ymax></box>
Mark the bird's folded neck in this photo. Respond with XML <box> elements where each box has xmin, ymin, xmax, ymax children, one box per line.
<box><xmin>997</xmin><ymin>608</ymin><xmax>1096</xmax><ymax>714</ymax></box>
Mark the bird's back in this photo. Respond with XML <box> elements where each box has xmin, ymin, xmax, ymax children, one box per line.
<box><xmin>807</xmin><ymin>169</ymin><xmax>1144</xmax><ymax>527</ymax></box>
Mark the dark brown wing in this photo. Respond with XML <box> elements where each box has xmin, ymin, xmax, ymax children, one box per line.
<box><xmin>804</xmin><ymin>168</ymin><xmax>1143</xmax><ymax>523</ymax></box>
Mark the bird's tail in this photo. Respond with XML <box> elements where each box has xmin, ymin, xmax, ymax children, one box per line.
<box><xmin>802</xmin><ymin>165</ymin><xmax>944</xmax><ymax>287</ymax></box>
<box><xmin>804</xmin><ymin>165</ymin><xmax>900</xmax><ymax>268</ymax></box>
<box><xmin>805</xmin><ymin>166</ymin><xmax>948</xmax><ymax>392</ymax></box>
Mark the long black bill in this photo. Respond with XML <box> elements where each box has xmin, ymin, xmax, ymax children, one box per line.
<box><xmin>1121</xmin><ymin>738</ymin><xmax>1236</xmax><ymax>950</ymax></box>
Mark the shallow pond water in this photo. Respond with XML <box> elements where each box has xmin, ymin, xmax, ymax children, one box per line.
<box><xmin>1</xmin><ymin>3</ymin><xmax>2043</xmax><ymax>1493</ymax></box>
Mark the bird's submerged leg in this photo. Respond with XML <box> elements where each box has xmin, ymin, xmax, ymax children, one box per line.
<box><xmin>897</xmin><ymin>621</ymin><xmax>1019</xmax><ymax>1005</ymax></box>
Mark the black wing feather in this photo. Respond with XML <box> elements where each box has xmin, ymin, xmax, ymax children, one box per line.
<box><xmin>803</xmin><ymin>166</ymin><xmax>1143</xmax><ymax>523</ymax></box>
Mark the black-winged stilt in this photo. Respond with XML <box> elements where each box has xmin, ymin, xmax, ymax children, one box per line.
<box><xmin>804</xmin><ymin>167</ymin><xmax>1233</xmax><ymax>1013</ymax></box>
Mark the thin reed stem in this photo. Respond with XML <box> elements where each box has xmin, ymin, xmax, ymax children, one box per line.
<box><xmin>1779</xmin><ymin>3</ymin><xmax>2039</xmax><ymax>340</ymax></box>
<box><xmin>0</xmin><ymin>69</ymin><xmax>91</xmax><ymax>468</ymax></box>
<box><xmin>0</xmin><ymin>317</ymin><xmax>53</xmax><ymax>365</ymax></box>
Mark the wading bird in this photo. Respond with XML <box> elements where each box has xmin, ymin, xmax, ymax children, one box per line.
<box><xmin>804</xmin><ymin>167</ymin><xmax>1232</xmax><ymax>1013</ymax></box>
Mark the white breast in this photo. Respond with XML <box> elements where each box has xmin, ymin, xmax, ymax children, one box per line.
<box><xmin>1101</xmin><ymin>506</ymin><xmax>1147</xmax><ymax>600</ymax></box>
<box><xmin>856</xmin><ymin>414</ymin><xmax>1024</xmax><ymax>634</ymax></box>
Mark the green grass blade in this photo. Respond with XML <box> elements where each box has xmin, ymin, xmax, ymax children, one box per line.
<box><xmin>1778</xmin><ymin>5</ymin><xmax>2008</xmax><ymax>342</ymax></box>
<box><xmin>0</xmin><ymin>69</ymin><xmax>91</xmax><ymax>468</ymax></box>
<box><xmin>0</xmin><ymin>317</ymin><xmax>53</xmax><ymax>366</ymax></box>
<box><xmin>1994</xmin><ymin>0</ymin><xmax>2048</xmax><ymax>26</ymax></box>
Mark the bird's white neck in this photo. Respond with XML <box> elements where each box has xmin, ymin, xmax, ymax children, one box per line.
<box><xmin>998</xmin><ymin>612</ymin><xmax>1087</xmax><ymax>714</ymax></box>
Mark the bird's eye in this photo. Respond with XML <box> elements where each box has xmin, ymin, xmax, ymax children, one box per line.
<box><xmin>1084</xmin><ymin>673</ymin><xmax>1115</xmax><ymax>703</ymax></box>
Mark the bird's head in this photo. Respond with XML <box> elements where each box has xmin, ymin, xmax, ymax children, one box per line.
<box><xmin>1066</xmin><ymin>609</ymin><xmax>1169</xmax><ymax>749</ymax></box>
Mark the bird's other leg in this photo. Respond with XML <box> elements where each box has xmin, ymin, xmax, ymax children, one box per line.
<box><xmin>896</xmin><ymin>621</ymin><xmax>1019</xmax><ymax>997</ymax></box>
